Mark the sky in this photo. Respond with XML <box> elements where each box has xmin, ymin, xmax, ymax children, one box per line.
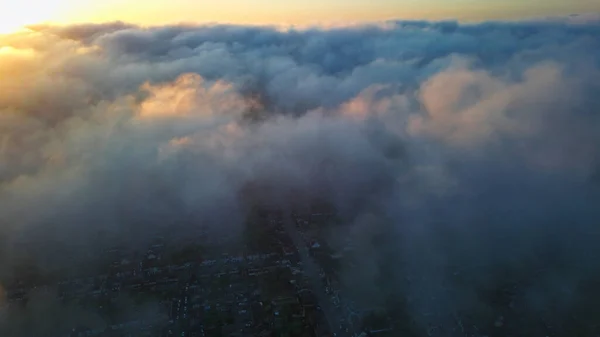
<box><xmin>1</xmin><ymin>0</ymin><xmax>599</xmax><ymax>33</ymax></box>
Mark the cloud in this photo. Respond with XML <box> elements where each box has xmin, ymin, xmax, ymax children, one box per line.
<box><xmin>1</xmin><ymin>18</ymin><xmax>600</xmax><ymax>335</ymax></box>
<box><xmin>138</xmin><ymin>73</ymin><xmax>250</xmax><ymax>118</ymax></box>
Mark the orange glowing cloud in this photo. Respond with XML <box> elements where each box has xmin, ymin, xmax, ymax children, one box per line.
<box><xmin>138</xmin><ymin>74</ymin><xmax>248</xmax><ymax>119</ymax></box>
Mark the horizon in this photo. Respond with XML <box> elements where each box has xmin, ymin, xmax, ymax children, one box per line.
<box><xmin>1</xmin><ymin>0</ymin><xmax>599</xmax><ymax>34</ymax></box>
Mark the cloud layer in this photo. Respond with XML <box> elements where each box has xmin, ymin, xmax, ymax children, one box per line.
<box><xmin>1</xmin><ymin>18</ymin><xmax>600</xmax><ymax>335</ymax></box>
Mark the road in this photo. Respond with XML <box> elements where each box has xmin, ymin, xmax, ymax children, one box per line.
<box><xmin>283</xmin><ymin>215</ymin><xmax>349</xmax><ymax>337</ymax></box>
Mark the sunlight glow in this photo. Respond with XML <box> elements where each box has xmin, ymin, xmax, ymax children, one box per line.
<box><xmin>0</xmin><ymin>0</ymin><xmax>597</xmax><ymax>35</ymax></box>
<box><xmin>0</xmin><ymin>0</ymin><xmax>69</xmax><ymax>34</ymax></box>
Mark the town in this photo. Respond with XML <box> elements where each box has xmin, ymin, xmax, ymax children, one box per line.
<box><xmin>1</xmin><ymin>209</ymin><xmax>395</xmax><ymax>337</ymax></box>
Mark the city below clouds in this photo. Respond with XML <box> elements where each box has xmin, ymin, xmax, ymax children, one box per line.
<box><xmin>1</xmin><ymin>15</ymin><xmax>600</xmax><ymax>335</ymax></box>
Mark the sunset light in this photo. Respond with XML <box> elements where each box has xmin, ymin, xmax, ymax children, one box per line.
<box><xmin>0</xmin><ymin>0</ymin><xmax>68</xmax><ymax>34</ymax></box>
<box><xmin>1</xmin><ymin>0</ymin><xmax>598</xmax><ymax>32</ymax></box>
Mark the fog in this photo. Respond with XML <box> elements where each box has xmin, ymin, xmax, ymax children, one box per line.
<box><xmin>1</xmin><ymin>16</ymin><xmax>600</xmax><ymax>335</ymax></box>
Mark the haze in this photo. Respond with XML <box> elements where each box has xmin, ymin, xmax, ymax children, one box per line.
<box><xmin>1</xmin><ymin>1</ymin><xmax>600</xmax><ymax>337</ymax></box>
<box><xmin>1</xmin><ymin>0</ymin><xmax>600</xmax><ymax>33</ymax></box>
